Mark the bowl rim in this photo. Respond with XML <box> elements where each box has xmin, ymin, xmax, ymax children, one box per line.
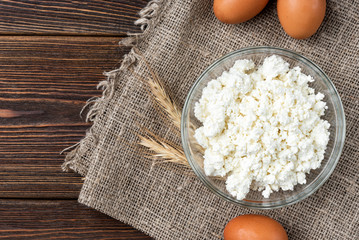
<box><xmin>181</xmin><ymin>46</ymin><xmax>346</xmax><ymax>209</ymax></box>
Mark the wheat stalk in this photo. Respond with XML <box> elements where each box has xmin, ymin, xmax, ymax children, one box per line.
<box><xmin>130</xmin><ymin>53</ymin><xmax>188</xmax><ymax>166</ymax></box>
<box><xmin>138</xmin><ymin>134</ymin><xmax>189</xmax><ymax>167</ymax></box>
<box><xmin>131</xmin><ymin>55</ymin><xmax>222</xmax><ymax>177</ymax></box>
<box><xmin>146</xmin><ymin>75</ymin><xmax>182</xmax><ymax>129</ymax></box>
<box><xmin>132</xmin><ymin>52</ymin><xmax>182</xmax><ymax>130</ymax></box>
<box><xmin>134</xmin><ymin>60</ymin><xmax>221</xmax><ymax>178</ymax></box>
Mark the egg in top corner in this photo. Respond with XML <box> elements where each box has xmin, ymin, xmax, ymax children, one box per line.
<box><xmin>214</xmin><ymin>0</ymin><xmax>269</xmax><ymax>24</ymax></box>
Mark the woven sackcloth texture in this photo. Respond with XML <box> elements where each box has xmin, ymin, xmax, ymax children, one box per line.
<box><xmin>63</xmin><ymin>0</ymin><xmax>359</xmax><ymax>239</ymax></box>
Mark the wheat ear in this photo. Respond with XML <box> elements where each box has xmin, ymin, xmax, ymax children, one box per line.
<box><xmin>129</xmin><ymin>52</ymin><xmax>188</xmax><ymax>166</ymax></box>
<box><xmin>133</xmin><ymin>51</ymin><xmax>182</xmax><ymax>130</ymax></box>
<box><xmin>138</xmin><ymin>134</ymin><xmax>188</xmax><ymax>167</ymax></box>
<box><xmin>146</xmin><ymin>75</ymin><xmax>182</xmax><ymax>129</ymax></box>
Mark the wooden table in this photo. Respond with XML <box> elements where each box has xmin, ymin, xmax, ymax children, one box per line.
<box><xmin>0</xmin><ymin>1</ymin><xmax>152</xmax><ymax>239</ymax></box>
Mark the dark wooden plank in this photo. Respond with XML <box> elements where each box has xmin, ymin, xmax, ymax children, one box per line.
<box><xmin>0</xmin><ymin>0</ymin><xmax>148</xmax><ymax>35</ymax></box>
<box><xmin>0</xmin><ymin>36</ymin><xmax>128</xmax><ymax>198</ymax></box>
<box><xmin>0</xmin><ymin>36</ymin><xmax>125</xmax><ymax>106</ymax></box>
<box><xmin>0</xmin><ymin>199</ymin><xmax>152</xmax><ymax>239</ymax></box>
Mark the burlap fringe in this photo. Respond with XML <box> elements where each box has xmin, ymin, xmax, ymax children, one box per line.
<box><xmin>61</xmin><ymin>0</ymin><xmax>163</xmax><ymax>172</ymax></box>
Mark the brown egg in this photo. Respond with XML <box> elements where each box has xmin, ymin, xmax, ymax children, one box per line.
<box><xmin>277</xmin><ymin>0</ymin><xmax>326</xmax><ymax>39</ymax></box>
<box><xmin>223</xmin><ymin>214</ymin><xmax>288</xmax><ymax>240</ymax></box>
<box><xmin>214</xmin><ymin>0</ymin><xmax>269</xmax><ymax>24</ymax></box>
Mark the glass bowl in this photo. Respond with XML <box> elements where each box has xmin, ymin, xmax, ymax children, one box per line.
<box><xmin>181</xmin><ymin>46</ymin><xmax>346</xmax><ymax>209</ymax></box>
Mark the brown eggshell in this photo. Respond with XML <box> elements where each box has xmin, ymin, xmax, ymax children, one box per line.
<box><xmin>214</xmin><ymin>0</ymin><xmax>269</xmax><ymax>24</ymax></box>
<box><xmin>277</xmin><ymin>0</ymin><xmax>326</xmax><ymax>39</ymax></box>
<box><xmin>223</xmin><ymin>214</ymin><xmax>288</xmax><ymax>240</ymax></box>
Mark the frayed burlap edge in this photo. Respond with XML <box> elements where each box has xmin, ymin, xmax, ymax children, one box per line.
<box><xmin>61</xmin><ymin>0</ymin><xmax>164</xmax><ymax>173</ymax></box>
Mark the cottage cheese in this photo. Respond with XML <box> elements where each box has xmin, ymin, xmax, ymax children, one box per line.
<box><xmin>194</xmin><ymin>55</ymin><xmax>330</xmax><ymax>200</ymax></box>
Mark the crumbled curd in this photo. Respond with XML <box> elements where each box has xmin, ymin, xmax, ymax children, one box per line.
<box><xmin>194</xmin><ymin>55</ymin><xmax>330</xmax><ymax>200</ymax></box>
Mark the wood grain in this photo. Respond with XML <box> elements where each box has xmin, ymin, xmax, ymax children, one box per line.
<box><xmin>0</xmin><ymin>0</ymin><xmax>147</xmax><ymax>35</ymax></box>
<box><xmin>0</xmin><ymin>36</ymin><xmax>128</xmax><ymax>199</ymax></box>
<box><xmin>0</xmin><ymin>199</ymin><xmax>151</xmax><ymax>239</ymax></box>
<box><xmin>0</xmin><ymin>1</ymin><xmax>154</xmax><ymax>238</ymax></box>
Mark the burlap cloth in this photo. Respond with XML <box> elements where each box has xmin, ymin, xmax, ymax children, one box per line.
<box><xmin>63</xmin><ymin>0</ymin><xmax>359</xmax><ymax>239</ymax></box>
